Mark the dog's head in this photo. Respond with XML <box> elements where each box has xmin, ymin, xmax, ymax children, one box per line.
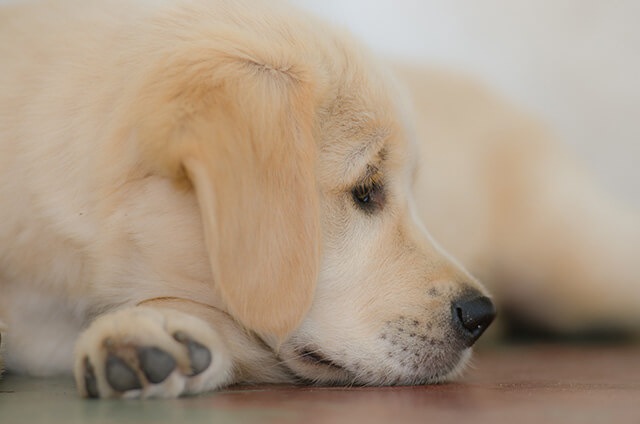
<box><xmin>134</xmin><ymin>2</ymin><xmax>494</xmax><ymax>385</ymax></box>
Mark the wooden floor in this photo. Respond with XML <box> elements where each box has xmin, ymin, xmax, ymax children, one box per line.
<box><xmin>1</xmin><ymin>344</ymin><xmax>639</xmax><ymax>424</ymax></box>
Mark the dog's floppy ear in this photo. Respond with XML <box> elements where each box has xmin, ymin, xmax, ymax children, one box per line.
<box><xmin>136</xmin><ymin>47</ymin><xmax>321</xmax><ymax>340</ymax></box>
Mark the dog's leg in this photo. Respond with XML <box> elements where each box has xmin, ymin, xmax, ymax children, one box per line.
<box><xmin>489</xmin><ymin>144</ymin><xmax>640</xmax><ymax>335</ymax></box>
<box><xmin>74</xmin><ymin>299</ymin><xmax>290</xmax><ymax>398</ymax></box>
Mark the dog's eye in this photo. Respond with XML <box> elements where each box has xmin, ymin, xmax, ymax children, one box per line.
<box><xmin>351</xmin><ymin>181</ymin><xmax>384</xmax><ymax>213</ymax></box>
<box><xmin>353</xmin><ymin>184</ymin><xmax>372</xmax><ymax>204</ymax></box>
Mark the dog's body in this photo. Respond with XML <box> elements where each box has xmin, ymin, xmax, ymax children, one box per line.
<box><xmin>0</xmin><ymin>0</ymin><xmax>637</xmax><ymax>398</ymax></box>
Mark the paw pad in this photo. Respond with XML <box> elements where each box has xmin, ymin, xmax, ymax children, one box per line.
<box><xmin>105</xmin><ymin>354</ymin><xmax>142</xmax><ymax>392</ymax></box>
<box><xmin>83</xmin><ymin>357</ymin><xmax>99</xmax><ymax>399</ymax></box>
<box><xmin>138</xmin><ymin>347</ymin><xmax>177</xmax><ymax>384</ymax></box>
<box><xmin>174</xmin><ymin>331</ymin><xmax>212</xmax><ymax>375</ymax></box>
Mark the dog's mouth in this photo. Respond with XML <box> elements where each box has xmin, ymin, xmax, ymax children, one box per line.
<box><xmin>280</xmin><ymin>338</ymin><xmax>473</xmax><ymax>387</ymax></box>
<box><xmin>295</xmin><ymin>347</ymin><xmax>345</xmax><ymax>371</ymax></box>
<box><xmin>279</xmin><ymin>345</ymin><xmax>353</xmax><ymax>384</ymax></box>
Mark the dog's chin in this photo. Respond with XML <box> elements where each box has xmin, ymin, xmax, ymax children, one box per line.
<box><xmin>280</xmin><ymin>343</ymin><xmax>474</xmax><ymax>386</ymax></box>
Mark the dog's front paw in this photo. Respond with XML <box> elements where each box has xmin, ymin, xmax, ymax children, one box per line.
<box><xmin>74</xmin><ymin>307</ymin><xmax>232</xmax><ymax>398</ymax></box>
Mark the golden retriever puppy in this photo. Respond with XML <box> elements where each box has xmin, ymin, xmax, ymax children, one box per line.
<box><xmin>0</xmin><ymin>0</ymin><xmax>494</xmax><ymax>398</ymax></box>
<box><xmin>2</xmin><ymin>0</ymin><xmax>638</xmax><ymax>399</ymax></box>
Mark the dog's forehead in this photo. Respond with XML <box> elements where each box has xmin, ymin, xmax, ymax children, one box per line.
<box><xmin>314</xmin><ymin>80</ymin><xmax>414</xmax><ymax>188</ymax></box>
<box><xmin>292</xmin><ymin>26</ymin><xmax>417</xmax><ymax>187</ymax></box>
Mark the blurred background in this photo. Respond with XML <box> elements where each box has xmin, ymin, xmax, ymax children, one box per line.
<box><xmin>294</xmin><ymin>0</ymin><xmax>640</xmax><ymax>209</ymax></box>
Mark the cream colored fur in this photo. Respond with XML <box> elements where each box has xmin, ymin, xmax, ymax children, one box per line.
<box><xmin>0</xmin><ymin>0</ymin><xmax>638</xmax><ymax>398</ymax></box>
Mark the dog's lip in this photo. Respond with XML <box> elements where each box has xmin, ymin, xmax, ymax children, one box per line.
<box><xmin>294</xmin><ymin>347</ymin><xmax>345</xmax><ymax>371</ymax></box>
<box><xmin>285</xmin><ymin>343</ymin><xmax>471</xmax><ymax>386</ymax></box>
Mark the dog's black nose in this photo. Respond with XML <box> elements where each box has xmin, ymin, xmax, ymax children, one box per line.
<box><xmin>452</xmin><ymin>295</ymin><xmax>496</xmax><ymax>346</ymax></box>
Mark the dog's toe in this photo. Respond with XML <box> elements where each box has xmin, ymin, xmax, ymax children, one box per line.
<box><xmin>173</xmin><ymin>331</ymin><xmax>211</xmax><ymax>376</ymax></box>
<box><xmin>105</xmin><ymin>354</ymin><xmax>142</xmax><ymax>392</ymax></box>
<box><xmin>83</xmin><ymin>357</ymin><xmax>99</xmax><ymax>398</ymax></box>
<box><xmin>138</xmin><ymin>347</ymin><xmax>176</xmax><ymax>384</ymax></box>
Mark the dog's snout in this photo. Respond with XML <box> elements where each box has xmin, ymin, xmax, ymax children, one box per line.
<box><xmin>452</xmin><ymin>295</ymin><xmax>496</xmax><ymax>346</ymax></box>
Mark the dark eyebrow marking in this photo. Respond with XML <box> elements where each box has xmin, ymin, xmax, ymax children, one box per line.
<box><xmin>362</xmin><ymin>163</ymin><xmax>380</xmax><ymax>182</ymax></box>
<box><xmin>336</xmin><ymin>125</ymin><xmax>391</xmax><ymax>187</ymax></box>
<box><xmin>347</xmin><ymin>139</ymin><xmax>388</xmax><ymax>176</ymax></box>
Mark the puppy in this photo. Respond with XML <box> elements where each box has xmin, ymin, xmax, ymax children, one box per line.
<box><xmin>2</xmin><ymin>0</ymin><xmax>638</xmax><ymax>400</ymax></box>
<box><xmin>0</xmin><ymin>0</ymin><xmax>494</xmax><ymax>398</ymax></box>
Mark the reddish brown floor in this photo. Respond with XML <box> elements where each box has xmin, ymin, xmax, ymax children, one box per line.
<box><xmin>1</xmin><ymin>344</ymin><xmax>639</xmax><ymax>424</ymax></box>
<box><xmin>207</xmin><ymin>344</ymin><xmax>640</xmax><ymax>424</ymax></box>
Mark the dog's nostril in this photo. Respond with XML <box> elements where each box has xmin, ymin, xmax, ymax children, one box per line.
<box><xmin>452</xmin><ymin>296</ymin><xmax>496</xmax><ymax>346</ymax></box>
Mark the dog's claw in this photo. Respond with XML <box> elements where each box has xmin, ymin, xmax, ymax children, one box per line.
<box><xmin>174</xmin><ymin>331</ymin><xmax>212</xmax><ymax>375</ymax></box>
<box><xmin>83</xmin><ymin>357</ymin><xmax>99</xmax><ymax>398</ymax></box>
<box><xmin>105</xmin><ymin>354</ymin><xmax>142</xmax><ymax>392</ymax></box>
<box><xmin>137</xmin><ymin>347</ymin><xmax>176</xmax><ymax>384</ymax></box>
